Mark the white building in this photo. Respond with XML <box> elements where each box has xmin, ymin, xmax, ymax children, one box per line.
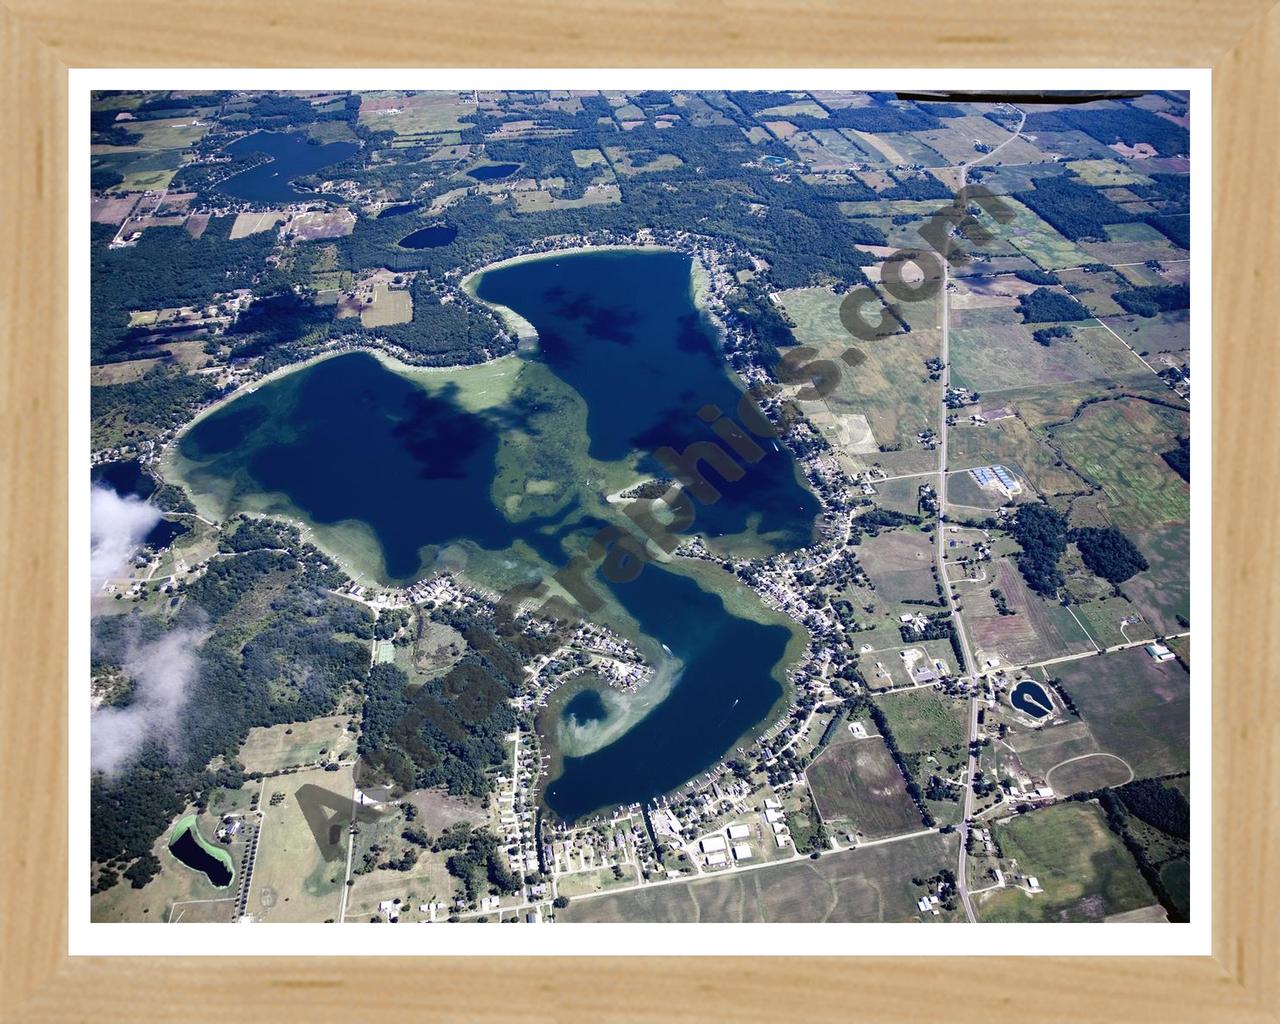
<box><xmin>732</xmin><ymin>844</ymin><xmax>752</xmax><ymax>861</ymax></box>
<box><xmin>700</xmin><ymin>835</ymin><xmax>727</xmax><ymax>853</ymax></box>
<box><xmin>727</xmin><ymin>824</ymin><xmax>751</xmax><ymax>840</ymax></box>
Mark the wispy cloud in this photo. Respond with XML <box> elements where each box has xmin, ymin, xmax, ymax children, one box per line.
<box><xmin>90</xmin><ymin>484</ymin><xmax>162</xmax><ymax>583</ymax></box>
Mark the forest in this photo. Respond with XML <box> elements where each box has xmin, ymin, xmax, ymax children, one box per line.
<box><xmin>1011</xmin><ymin>503</ymin><xmax>1069</xmax><ymax>596</ymax></box>
<box><xmin>1070</xmin><ymin>526</ymin><xmax>1150</xmax><ymax>584</ymax></box>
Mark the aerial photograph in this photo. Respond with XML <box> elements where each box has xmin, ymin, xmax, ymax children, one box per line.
<box><xmin>87</xmin><ymin>87</ymin><xmax>1192</xmax><ymax>928</ymax></box>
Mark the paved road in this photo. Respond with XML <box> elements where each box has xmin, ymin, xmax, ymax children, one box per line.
<box><xmin>942</xmin><ymin>105</ymin><xmax>1027</xmax><ymax>924</ymax></box>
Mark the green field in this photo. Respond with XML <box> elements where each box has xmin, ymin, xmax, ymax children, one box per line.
<box><xmin>1065</xmin><ymin>159</ymin><xmax>1154</xmax><ymax>187</ymax></box>
<box><xmin>561</xmin><ymin>829</ymin><xmax>959</xmax><ymax>922</ymax></box>
<box><xmin>979</xmin><ymin>197</ymin><xmax>1096</xmax><ymax>271</ymax></box>
<box><xmin>1050</xmin><ymin>396</ymin><xmax>1190</xmax><ymax>524</ymax></box>
<box><xmin>806</xmin><ymin>736</ymin><xmax>924</xmax><ymax>838</ymax></box>
<box><xmin>875</xmin><ymin>688</ymin><xmax>967</xmax><ymax>753</ymax></box>
<box><xmin>978</xmin><ymin>801</ymin><xmax>1155</xmax><ymax>922</ymax></box>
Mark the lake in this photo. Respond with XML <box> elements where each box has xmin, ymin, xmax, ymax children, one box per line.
<box><xmin>378</xmin><ymin>202</ymin><xmax>421</xmax><ymax>219</ymax></box>
<box><xmin>168</xmin><ymin>815</ymin><xmax>234</xmax><ymax>887</ymax></box>
<box><xmin>172</xmin><ymin>248</ymin><xmax>821</xmax><ymax>821</ymax></box>
<box><xmin>398</xmin><ymin>224</ymin><xmax>458</xmax><ymax>249</ymax></box>
<box><xmin>218</xmin><ymin>131</ymin><xmax>358</xmax><ymax>204</ymax></box>
<box><xmin>467</xmin><ymin>162</ymin><xmax>521</xmax><ymax>181</ymax></box>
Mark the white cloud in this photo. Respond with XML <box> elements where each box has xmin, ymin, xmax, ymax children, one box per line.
<box><xmin>91</xmin><ymin>627</ymin><xmax>203</xmax><ymax>775</ymax></box>
<box><xmin>90</xmin><ymin>484</ymin><xmax>163</xmax><ymax>583</ymax></box>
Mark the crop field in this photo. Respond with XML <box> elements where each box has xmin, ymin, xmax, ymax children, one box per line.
<box><xmin>1120</xmin><ymin>523</ymin><xmax>1191</xmax><ymax>634</ymax></box>
<box><xmin>914</xmin><ymin>116</ymin><xmax>1047</xmax><ymax>166</ymax></box>
<box><xmin>229</xmin><ymin>210</ymin><xmax>283</xmax><ymax>239</ymax></box>
<box><xmin>1097</xmin><ymin>309</ymin><xmax>1190</xmax><ymax>355</ymax></box>
<box><xmin>964</xmin><ymin>557</ymin><xmax>1092</xmax><ymax>667</ymax></box>
<box><xmin>978</xmin><ymin>197</ymin><xmax>1096</xmax><ymax>271</ymax></box>
<box><xmin>874</xmin><ymin>688</ymin><xmax>967</xmax><ymax>754</ymax></box>
<box><xmin>978</xmin><ymin>801</ymin><xmax>1155</xmax><ymax>922</ymax></box>
<box><xmin>856</xmin><ymin>529</ymin><xmax>937</xmax><ymax>604</ymax></box>
<box><xmin>360</xmin><ymin>283</ymin><xmax>414</xmax><ymax>328</ymax></box>
<box><xmin>1064</xmin><ymin>159</ymin><xmax>1154</xmax><ymax>187</ymax></box>
<box><xmin>1051</xmin><ymin>646</ymin><xmax>1190</xmax><ymax>779</ymax></box>
<box><xmin>756</xmin><ymin>99</ymin><xmax>828</xmax><ymax>119</ymax></box>
<box><xmin>249</xmin><ymin>765</ymin><xmax>353</xmax><ymax>922</ymax></box>
<box><xmin>238</xmin><ymin>715</ymin><xmax>353</xmax><ymax>773</ymax></box>
<box><xmin>358</xmin><ymin>91</ymin><xmax>476</xmax><ymax>137</ymax></box>
<box><xmin>949</xmin><ymin>273</ymin><xmax>1042</xmax><ymax>310</ymax></box>
<box><xmin>806</xmin><ymin>736</ymin><xmax>923</xmax><ymax>838</ymax></box>
<box><xmin>1050</xmin><ymin>396</ymin><xmax>1190</xmax><ymax>524</ymax></box>
<box><xmin>561</xmin><ymin>830</ymin><xmax>958</xmax><ymax>923</ymax></box>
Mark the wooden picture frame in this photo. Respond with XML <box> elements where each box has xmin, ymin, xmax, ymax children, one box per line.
<box><xmin>1</xmin><ymin>2</ymin><xmax>1275</xmax><ymax>1018</ymax></box>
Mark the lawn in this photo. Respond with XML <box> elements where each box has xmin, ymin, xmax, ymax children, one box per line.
<box><xmin>561</xmin><ymin>829</ymin><xmax>959</xmax><ymax>922</ymax></box>
<box><xmin>806</xmin><ymin>736</ymin><xmax>924</xmax><ymax>839</ymax></box>
<box><xmin>978</xmin><ymin>801</ymin><xmax>1155</xmax><ymax>922</ymax></box>
<box><xmin>874</xmin><ymin>687</ymin><xmax>967</xmax><ymax>753</ymax></box>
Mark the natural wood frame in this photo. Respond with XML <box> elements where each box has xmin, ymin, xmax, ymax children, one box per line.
<box><xmin>2</xmin><ymin>2</ymin><xmax>1276</xmax><ymax>1019</ymax></box>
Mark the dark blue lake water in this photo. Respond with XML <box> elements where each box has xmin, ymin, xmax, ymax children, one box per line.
<box><xmin>398</xmin><ymin>224</ymin><xmax>458</xmax><ymax>249</ymax></box>
<box><xmin>1011</xmin><ymin>680</ymin><xmax>1053</xmax><ymax>719</ymax></box>
<box><xmin>176</xmin><ymin>249</ymin><xmax>820</xmax><ymax>821</ymax></box>
<box><xmin>467</xmin><ymin>162</ymin><xmax>520</xmax><ymax>181</ymax></box>
<box><xmin>217</xmin><ymin>131</ymin><xmax>358</xmax><ymax>204</ymax></box>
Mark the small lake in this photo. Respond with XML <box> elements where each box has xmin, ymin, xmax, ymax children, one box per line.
<box><xmin>92</xmin><ymin>460</ymin><xmax>189</xmax><ymax>550</ymax></box>
<box><xmin>168</xmin><ymin>816</ymin><xmax>234</xmax><ymax>887</ymax></box>
<box><xmin>1011</xmin><ymin>680</ymin><xmax>1053</xmax><ymax>719</ymax></box>
<box><xmin>467</xmin><ymin>162</ymin><xmax>521</xmax><ymax>182</ymax></box>
<box><xmin>377</xmin><ymin>202</ymin><xmax>421</xmax><ymax>219</ymax></box>
<box><xmin>762</xmin><ymin>155</ymin><xmax>789</xmax><ymax>166</ymax></box>
<box><xmin>398</xmin><ymin>224</ymin><xmax>458</xmax><ymax>249</ymax></box>
<box><xmin>218</xmin><ymin>131</ymin><xmax>358</xmax><ymax>204</ymax></box>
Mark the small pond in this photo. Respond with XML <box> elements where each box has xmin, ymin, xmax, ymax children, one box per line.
<box><xmin>377</xmin><ymin>202</ymin><xmax>420</xmax><ymax>219</ymax></box>
<box><xmin>1010</xmin><ymin>680</ymin><xmax>1054</xmax><ymax>719</ymax></box>
<box><xmin>168</xmin><ymin>816</ymin><xmax>234</xmax><ymax>888</ymax></box>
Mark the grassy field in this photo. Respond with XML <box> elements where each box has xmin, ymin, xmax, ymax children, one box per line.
<box><xmin>360</xmin><ymin>283</ymin><xmax>414</xmax><ymax>328</ymax></box>
<box><xmin>512</xmin><ymin>184</ymin><xmax>622</xmax><ymax>212</ymax></box>
<box><xmin>248</xmin><ymin>764</ymin><xmax>353</xmax><ymax>922</ymax></box>
<box><xmin>806</xmin><ymin>736</ymin><xmax>924</xmax><ymax>839</ymax></box>
<box><xmin>964</xmin><ymin>557</ymin><xmax>1093</xmax><ymax>668</ymax></box>
<box><xmin>978</xmin><ymin>801</ymin><xmax>1155</xmax><ymax>922</ymax></box>
<box><xmin>1051</xmin><ymin>646</ymin><xmax>1190</xmax><ymax>779</ymax></box>
<box><xmin>874</xmin><ymin>688</ymin><xmax>967</xmax><ymax>753</ymax></box>
<box><xmin>977</xmin><ymin>197</ymin><xmax>1096</xmax><ymax>271</ymax></box>
<box><xmin>856</xmin><ymin>528</ymin><xmax>938</xmax><ymax>604</ymax></box>
<box><xmin>774</xmin><ymin>286</ymin><xmax>942</xmax><ymax>455</ymax></box>
<box><xmin>1097</xmin><ymin>309</ymin><xmax>1190</xmax><ymax>356</ymax></box>
<box><xmin>561</xmin><ymin>829</ymin><xmax>959</xmax><ymax>922</ymax></box>
<box><xmin>948</xmin><ymin>417</ymin><xmax>1089</xmax><ymax>499</ymax></box>
<box><xmin>358</xmin><ymin>91</ymin><xmax>475</xmax><ymax>137</ymax></box>
<box><xmin>229</xmin><ymin>210</ymin><xmax>282</xmax><ymax>239</ymax></box>
<box><xmin>1065</xmin><ymin>159</ymin><xmax>1154</xmax><ymax>187</ymax></box>
<box><xmin>238</xmin><ymin>714</ymin><xmax>353</xmax><ymax>773</ymax></box>
<box><xmin>1120</xmin><ymin>523</ymin><xmax>1191</xmax><ymax>634</ymax></box>
<box><xmin>1050</xmin><ymin>396</ymin><xmax>1190</xmax><ymax>524</ymax></box>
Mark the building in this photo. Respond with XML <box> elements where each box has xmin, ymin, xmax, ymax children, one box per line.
<box><xmin>732</xmin><ymin>844</ymin><xmax>752</xmax><ymax>861</ymax></box>
<box><xmin>727</xmin><ymin>824</ymin><xmax>751</xmax><ymax>840</ymax></box>
<box><xmin>700</xmin><ymin>835</ymin><xmax>727</xmax><ymax>853</ymax></box>
<box><xmin>705</xmin><ymin>851</ymin><xmax>728</xmax><ymax>867</ymax></box>
<box><xmin>1146</xmin><ymin>642</ymin><xmax>1176</xmax><ymax>662</ymax></box>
